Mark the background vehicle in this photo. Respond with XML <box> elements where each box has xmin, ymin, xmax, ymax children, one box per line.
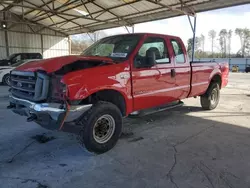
<box><xmin>232</xmin><ymin>65</ymin><xmax>239</xmax><ymax>72</ymax></box>
<box><xmin>8</xmin><ymin>33</ymin><xmax>229</xmax><ymax>153</ymax></box>
<box><xmin>0</xmin><ymin>59</ymin><xmax>41</xmax><ymax>86</ymax></box>
<box><xmin>245</xmin><ymin>65</ymin><xmax>250</xmax><ymax>73</ymax></box>
<box><xmin>0</xmin><ymin>53</ymin><xmax>42</xmax><ymax>66</ymax></box>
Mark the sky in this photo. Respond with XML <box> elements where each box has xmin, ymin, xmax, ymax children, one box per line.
<box><xmin>99</xmin><ymin>4</ymin><xmax>250</xmax><ymax>53</ymax></box>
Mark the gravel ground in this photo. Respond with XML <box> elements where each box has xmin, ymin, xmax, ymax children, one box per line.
<box><xmin>0</xmin><ymin>73</ymin><xmax>250</xmax><ymax>188</ymax></box>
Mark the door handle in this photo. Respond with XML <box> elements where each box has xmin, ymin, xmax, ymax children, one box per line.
<box><xmin>171</xmin><ymin>69</ymin><xmax>176</xmax><ymax>78</ymax></box>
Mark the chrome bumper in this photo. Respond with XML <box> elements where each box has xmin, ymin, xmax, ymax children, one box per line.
<box><xmin>9</xmin><ymin>95</ymin><xmax>92</xmax><ymax>130</ymax></box>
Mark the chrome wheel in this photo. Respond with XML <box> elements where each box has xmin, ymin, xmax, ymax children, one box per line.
<box><xmin>93</xmin><ymin>114</ymin><xmax>115</xmax><ymax>144</ymax></box>
<box><xmin>210</xmin><ymin>88</ymin><xmax>218</xmax><ymax>105</ymax></box>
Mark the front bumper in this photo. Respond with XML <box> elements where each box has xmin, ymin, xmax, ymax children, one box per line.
<box><xmin>9</xmin><ymin>95</ymin><xmax>92</xmax><ymax>131</ymax></box>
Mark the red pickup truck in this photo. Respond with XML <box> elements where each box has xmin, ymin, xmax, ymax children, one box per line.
<box><xmin>8</xmin><ymin>33</ymin><xmax>229</xmax><ymax>153</ymax></box>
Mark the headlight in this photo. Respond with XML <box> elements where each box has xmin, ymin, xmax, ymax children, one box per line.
<box><xmin>50</xmin><ymin>76</ymin><xmax>68</xmax><ymax>102</ymax></box>
<box><xmin>60</xmin><ymin>80</ymin><xmax>68</xmax><ymax>98</ymax></box>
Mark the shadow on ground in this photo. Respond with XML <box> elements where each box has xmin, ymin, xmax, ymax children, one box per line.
<box><xmin>0</xmin><ymin>104</ymin><xmax>250</xmax><ymax>188</ymax></box>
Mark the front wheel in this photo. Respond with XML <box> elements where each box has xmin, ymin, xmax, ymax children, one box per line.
<box><xmin>78</xmin><ymin>102</ymin><xmax>122</xmax><ymax>154</ymax></box>
<box><xmin>200</xmin><ymin>83</ymin><xmax>220</xmax><ymax>110</ymax></box>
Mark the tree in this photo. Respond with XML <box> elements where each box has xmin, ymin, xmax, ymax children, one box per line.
<box><xmin>227</xmin><ymin>29</ymin><xmax>232</xmax><ymax>57</ymax></box>
<box><xmin>71</xmin><ymin>31</ymin><xmax>107</xmax><ymax>54</ymax></box>
<box><xmin>89</xmin><ymin>31</ymin><xmax>107</xmax><ymax>42</ymax></box>
<box><xmin>235</xmin><ymin>28</ymin><xmax>244</xmax><ymax>56</ymax></box>
<box><xmin>219</xmin><ymin>29</ymin><xmax>227</xmax><ymax>57</ymax></box>
<box><xmin>200</xmin><ymin>34</ymin><xmax>205</xmax><ymax>52</ymax></box>
<box><xmin>235</xmin><ymin>28</ymin><xmax>250</xmax><ymax>57</ymax></box>
<box><xmin>208</xmin><ymin>30</ymin><xmax>216</xmax><ymax>56</ymax></box>
<box><xmin>187</xmin><ymin>37</ymin><xmax>200</xmax><ymax>58</ymax></box>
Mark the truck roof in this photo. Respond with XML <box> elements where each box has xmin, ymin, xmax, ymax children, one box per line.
<box><xmin>106</xmin><ymin>33</ymin><xmax>181</xmax><ymax>39</ymax></box>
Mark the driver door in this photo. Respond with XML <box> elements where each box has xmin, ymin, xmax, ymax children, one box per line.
<box><xmin>131</xmin><ymin>36</ymin><xmax>175</xmax><ymax>111</ymax></box>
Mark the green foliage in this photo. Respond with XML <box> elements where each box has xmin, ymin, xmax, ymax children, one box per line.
<box><xmin>235</xmin><ymin>28</ymin><xmax>250</xmax><ymax>57</ymax></box>
<box><xmin>187</xmin><ymin>37</ymin><xmax>200</xmax><ymax>57</ymax></box>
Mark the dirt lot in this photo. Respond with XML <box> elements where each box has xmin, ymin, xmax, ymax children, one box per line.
<box><xmin>0</xmin><ymin>73</ymin><xmax>250</xmax><ymax>188</ymax></box>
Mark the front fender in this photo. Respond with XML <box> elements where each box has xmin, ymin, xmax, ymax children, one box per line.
<box><xmin>62</xmin><ymin>63</ymin><xmax>133</xmax><ymax>114</ymax></box>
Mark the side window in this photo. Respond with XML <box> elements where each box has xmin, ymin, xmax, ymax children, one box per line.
<box><xmin>136</xmin><ymin>37</ymin><xmax>170</xmax><ymax>65</ymax></box>
<box><xmin>171</xmin><ymin>39</ymin><xmax>185</xmax><ymax>63</ymax></box>
<box><xmin>12</xmin><ymin>54</ymin><xmax>21</xmax><ymax>62</ymax></box>
<box><xmin>21</xmin><ymin>54</ymin><xmax>28</xmax><ymax>60</ymax></box>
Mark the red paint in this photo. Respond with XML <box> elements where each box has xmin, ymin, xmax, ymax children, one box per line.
<box><xmin>15</xmin><ymin>55</ymin><xmax>115</xmax><ymax>73</ymax></box>
<box><xmin>15</xmin><ymin>33</ymin><xmax>229</xmax><ymax>115</ymax></box>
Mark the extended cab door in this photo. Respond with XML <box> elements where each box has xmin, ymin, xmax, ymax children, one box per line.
<box><xmin>132</xmin><ymin>36</ymin><xmax>176</xmax><ymax>111</ymax></box>
<box><xmin>169</xmin><ymin>38</ymin><xmax>191</xmax><ymax>99</ymax></box>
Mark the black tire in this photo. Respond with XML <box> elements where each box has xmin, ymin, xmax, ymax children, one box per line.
<box><xmin>2</xmin><ymin>74</ymin><xmax>10</xmax><ymax>86</ymax></box>
<box><xmin>78</xmin><ymin>101</ymin><xmax>122</xmax><ymax>154</ymax></box>
<box><xmin>200</xmin><ymin>82</ymin><xmax>220</xmax><ymax>110</ymax></box>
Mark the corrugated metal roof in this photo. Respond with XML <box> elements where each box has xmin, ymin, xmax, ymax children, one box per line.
<box><xmin>0</xmin><ymin>0</ymin><xmax>250</xmax><ymax>35</ymax></box>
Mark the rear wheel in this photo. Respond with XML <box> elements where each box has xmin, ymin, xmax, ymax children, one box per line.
<box><xmin>2</xmin><ymin>74</ymin><xmax>10</xmax><ymax>86</ymax></box>
<box><xmin>78</xmin><ymin>102</ymin><xmax>122</xmax><ymax>154</ymax></box>
<box><xmin>200</xmin><ymin>82</ymin><xmax>220</xmax><ymax>110</ymax></box>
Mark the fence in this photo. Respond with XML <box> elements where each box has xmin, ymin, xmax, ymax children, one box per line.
<box><xmin>195</xmin><ymin>58</ymin><xmax>249</xmax><ymax>72</ymax></box>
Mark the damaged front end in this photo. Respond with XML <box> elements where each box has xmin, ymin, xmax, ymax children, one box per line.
<box><xmin>8</xmin><ymin>70</ymin><xmax>92</xmax><ymax>131</ymax></box>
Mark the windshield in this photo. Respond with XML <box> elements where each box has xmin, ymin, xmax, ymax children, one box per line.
<box><xmin>7</xmin><ymin>54</ymin><xmax>17</xmax><ymax>60</ymax></box>
<box><xmin>82</xmin><ymin>35</ymin><xmax>141</xmax><ymax>61</ymax></box>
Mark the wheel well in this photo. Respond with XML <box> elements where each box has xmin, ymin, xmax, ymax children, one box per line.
<box><xmin>210</xmin><ymin>74</ymin><xmax>222</xmax><ymax>88</ymax></box>
<box><xmin>79</xmin><ymin>89</ymin><xmax>126</xmax><ymax>116</ymax></box>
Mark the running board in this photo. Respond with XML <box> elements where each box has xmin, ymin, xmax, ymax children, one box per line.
<box><xmin>129</xmin><ymin>101</ymin><xmax>184</xmax><ymax>117</ymax></box>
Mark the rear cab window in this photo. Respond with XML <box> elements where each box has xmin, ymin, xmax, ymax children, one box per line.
<box><xmin>170</xmin><ymin>39</ymin><xmax>186</xmax><ymax>64</ymax></box>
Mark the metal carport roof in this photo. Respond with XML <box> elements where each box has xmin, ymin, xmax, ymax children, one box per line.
<box><xmin>1</xmin><ymin>0</ymin><xmax>250</xmax><ymax>36</ymax></box>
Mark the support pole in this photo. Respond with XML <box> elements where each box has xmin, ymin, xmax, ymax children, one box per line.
<box><xmin>68</xmin><ymin>36</ymin><xmax>71</xmax><ymax>55</ymax></box>
<box><xmin>187</xmin><ymin>15</ymin><xmax>197</xmax><ymax>63</ymax></box>
<box><xmin>41</xmin><ymin>34</ymin><xmax>44</xmax><ymax>56</ymax></box>
<box><xmin>3</xmin><ymin>12</ymin><xmax>9</xmax><ymax>57</ymax></box>
<box><xmin>87</xmin><ymin>33</ymin><xmax>94</xmax><ymax>42</ymax></box>
<box><xmin>191</xmin><ymin>16</ymin><xmax>196</xmax><ymax>63</ymax></box>
<box><xmin>124</xmin><ymin>26</ymin><xmax>130</xmax><ymax>33</ymax></box>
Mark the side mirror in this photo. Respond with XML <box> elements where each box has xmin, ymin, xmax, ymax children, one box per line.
<box><xmin>145</xmin><ymin>50</ymin><xmax>156</xmax><ymax>67</ymax></box>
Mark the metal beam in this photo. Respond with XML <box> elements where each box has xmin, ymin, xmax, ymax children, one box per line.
<box><xmin>124</xmin><ymin>26</ymin><xmax>130</xmax><ymax>33</ymax></box>
<box><xmin>2</xmin><ymin>0</ymin><xmax>24</xmax><ymax>11</ymax></box>
<box><xmin>30</xmin><ymin>0</ymin><xmax>87</xmax><ymax>22</ymax></box>
<box><xmin>87</xmin><ymin>33</ymin><xmax>95</xmax><ymax>42</ymax></box>
<box><xmin>60</xmin><ymin>0</ymin><xmax>196</xmax><ymax>32</ymax></box>
<box><xmin>2</xmin><ymin>1</ymin><xmax>123</xmax><ymax>28</ymax></box>
<box><xmin>23</xmin><ymin>0</ymin><xmax>56</xmax><ymax>16</ymax></box>
<box><xmin>33</xmin><ymin>0</ymin><xmax>140</xmax><ymax>23</ymax></box>
<box><xmin>10</xmin><ymin>12</ymin><xmax>68</xmax><ymax>36</ymax></box>
<box><xmin>81</xmin><ymin>0</ymin><xmax>93</xmax><ymax>18</ymax></box>
<box><xmin>91</xmin><ymin>1</ymin><xmax>131</xmax><ymax>25</ymax></box>
<box><xmin>30</xmin><ymin>0</ymin><xmax>83</xmax><ymax>30</ymax></box>
<box><xmin>146</xmin><ymin>0</ymin><xmax>195</xmax><ymax>16</ymax></box>
<box><xmin>47</xmin><ymin>0</ymin><xmax>195</xmax><ymax>29</ymax></box>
